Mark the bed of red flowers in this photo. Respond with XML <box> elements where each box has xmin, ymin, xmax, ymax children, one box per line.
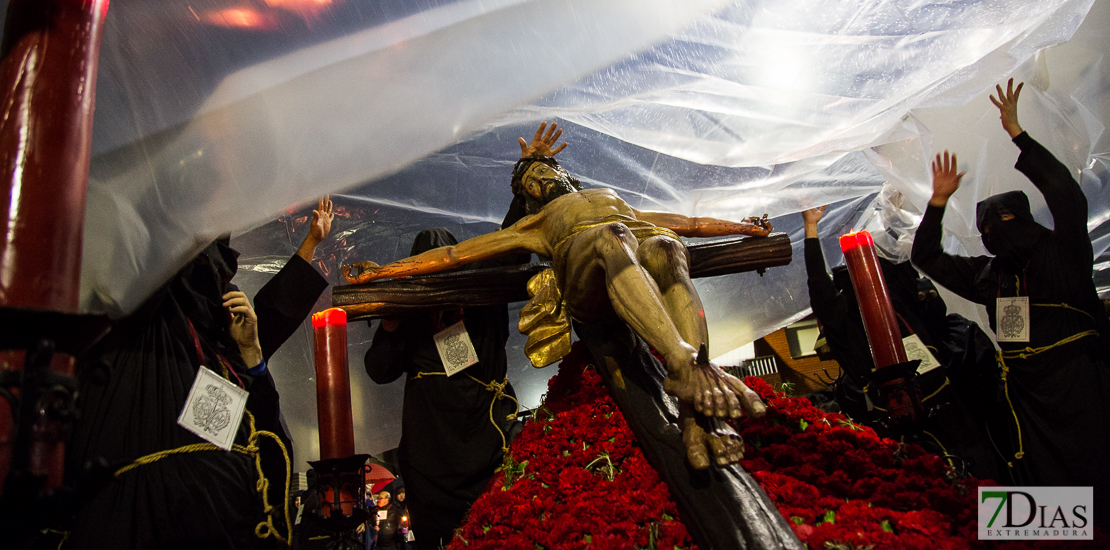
<box><xmin>446</xmin><ymin>343</ymin><xmax>1103</xmax><ymax>549</ymax></box>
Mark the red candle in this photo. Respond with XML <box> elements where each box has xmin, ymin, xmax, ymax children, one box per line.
<box><xmin>312</xmin><ymin>308</ymin><xmax>355</xmax><ymax>460</ymax></box>
<box><xmin>838</xmin><ymin>231</ymin><xmax>907</xmax><ymax>370</ymax></box>
<box><xmin>0</xmin><ymin>0</ymin><xmax>109</xmax><ymax>312</ymax></box>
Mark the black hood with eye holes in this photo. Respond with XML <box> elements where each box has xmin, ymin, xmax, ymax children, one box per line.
<box><xmin>975</xmin><ymin>191</ymin><xmax>1049</xmax><ymax>264</ymax></box>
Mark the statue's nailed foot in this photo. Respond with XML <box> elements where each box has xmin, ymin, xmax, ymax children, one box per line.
<box><xmin>680</xmin><ymin>402</ymin><xmax>745</xmax><ymax>470</ymax></box>
<box><xmin>663</xmin><ymin>344</ymin><xmax>767</xmax><ymax>420</ymax></box>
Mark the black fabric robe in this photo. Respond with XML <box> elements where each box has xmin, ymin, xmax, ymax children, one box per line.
<box><xmin>68</xmin><ymin>241</ymin><xmax>265</xmax><ymax>549</ymax></box>
<box><xmin>804</xmin><ymin>238</ymin><xmax>1000</xmax><ymax>479</ymax></box>
<box><xmin>912</xmin><ymin>132</ymin><xmax>1110</xmax><ymax>513</ymax></box>
<box><xmin>363</xmin><ymin>228</ymin><xmax>522</xmax><ymax>550</ymax></box>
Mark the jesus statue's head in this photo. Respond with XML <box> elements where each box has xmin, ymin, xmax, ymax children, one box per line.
<box><xmin>510</xmin><ymin>156</ymin><xmax>581</xmax><ymax>214</ymax></box>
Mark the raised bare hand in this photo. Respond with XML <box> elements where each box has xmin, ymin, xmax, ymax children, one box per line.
<box><xmin>929</xmin><ymin>151</ymin><xmax>965</xmax><ymax>207</ymax></box>
<box><xmin>309</xmin><ymin>195</ymin><xmax>335</xmax><ymax>243</ymax></box>
<box><xmin>989</xmin><ymin>78</ymin><xmax>1024</xmax><ymax>139</ymax></box>
<box><xmin>802</xmin><ymin>205</ymin><xmax>828</xmax><ymax>238</ymax></box>
<box><xmin>802</xmin><ymin>205</ymin><xmax>828</xmax><ymax>226</ymax></box>
<box><xmin>517</xmin><ymin>121</ymin><xmax>568</xmax><ymax>158</ymax></box>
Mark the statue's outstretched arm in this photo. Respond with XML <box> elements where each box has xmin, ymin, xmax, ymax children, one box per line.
<box><xmin>342</xmin><ymin>216</ymin><xmax>546</xmax><ymax>284</ymax></box>
<box><xmin>631</xmin><ymin>208</ymin><xmax>772</xmax><ymax>238</ymax></box>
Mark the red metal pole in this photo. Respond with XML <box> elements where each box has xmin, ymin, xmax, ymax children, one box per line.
<box><xmin>312</xmin><ymin>308</ymin><xmax>355</xmax><ymax>460</ymax></box>
<box><xmin>838</xmin><ymin>231</ymin><xmax>906</xmax><ymax>369</ymax></box>
<box><xmin>0</xmin><ymin>0</ymin><xmax>109</xmax><ymax>488</ymax></box>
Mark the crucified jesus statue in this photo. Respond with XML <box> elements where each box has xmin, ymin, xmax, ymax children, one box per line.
<box><xmin>344</xmin><ymin>123</ymin><xmax>772</xmax><ymax>469</ymax></box>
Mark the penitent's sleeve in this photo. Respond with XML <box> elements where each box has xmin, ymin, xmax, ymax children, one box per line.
<box><xmin>804</xmin><ymin>238</ymin><xmax>843</xmax><ymax>322</ymax></box>
<box><xmin>254</xmin><ymin>254</ymin><xmax>329</xmax><ymax>360</ymax></box>
<box><xmin>1012</xmin><ymin>132</ymin><xmax>1093</xmax><ymax>265</ymax></box>
<box><xmin>910</xmin><ymin>204</ymin><xmax>991</xmax><ymax>305</ymax></box>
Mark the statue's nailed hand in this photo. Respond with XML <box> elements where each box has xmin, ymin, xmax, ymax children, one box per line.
<box><xmin>342</xmin><ymin>261</ymin><xmax>381</xmax><ymax>284</ymax></box>
<box><xmin>518</xmin><ymin>121</ymin><xmax>567</xmax><ymax>158</ymax></box>
<box><xmin>745</xmin><ymin>214</ymin><xmax>773</xmax><ymax>235</ymax></box>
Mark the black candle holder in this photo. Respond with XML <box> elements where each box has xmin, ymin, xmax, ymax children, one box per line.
<box><xmin>305</xmin><ymin>454</ymin><xmax>373</xmax><ymax>543</ymax></box>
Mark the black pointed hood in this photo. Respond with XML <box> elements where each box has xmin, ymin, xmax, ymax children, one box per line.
<box><xmin>975</xmin><ymin>191</ymin><xmax>1049</xmax><ymax>264</ymax></box>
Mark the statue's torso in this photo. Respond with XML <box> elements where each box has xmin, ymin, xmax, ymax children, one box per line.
<box><xmin>535</xmin><ymin>188</ymin><xmax>640</xmax><ymax>256</ymax></box>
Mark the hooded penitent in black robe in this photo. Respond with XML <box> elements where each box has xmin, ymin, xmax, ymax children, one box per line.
<box><xmin>912</xmin><ymin>132</ymin><xmax>1110</xmax><ymax>514</ymax></box>
<box><xmin>363</xmin><ymin>226</ymin><xmax>523</xmax><ymax>550</ymax></box>
<box><xmin>68</xmin><ymin>240</ymin><xmax>267</xmax><ymax>549</ymax></box>
<box><xmin>804</xmin><ymin>238</ymin><xmax>1001</xmax><ymax>479</ymax></box>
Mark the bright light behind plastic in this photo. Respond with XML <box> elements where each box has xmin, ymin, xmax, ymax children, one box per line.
<box><xmin>202</xmin><ymin>8</ymin><xmax>279</xmax><ymax>30</ymax></box>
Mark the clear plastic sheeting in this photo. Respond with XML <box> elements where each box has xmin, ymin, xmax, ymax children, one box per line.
<box><xmin>78</xmin><ymin>0</ymin><xmax>733</xmax><ymax>315</ymax></box>
<box><xmin>503</xmin><ymin>0</ymin><xmax>1096</xmax><ymax>167</ymax></box>
<box><xmin>41</xmin><ymin>0</ymin><xmax>1108</xmax><ymax>464</ymax></box>
<box><xmin>76</xmin><ymin>0</ymin><xmax>1099</xmax><ymax>314</ymax></box>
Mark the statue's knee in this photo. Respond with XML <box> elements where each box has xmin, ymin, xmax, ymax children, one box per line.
<box><xmin>640</xmin><ymin>237</ymin><xmax>687</xmax><ymax>272</ymax></box>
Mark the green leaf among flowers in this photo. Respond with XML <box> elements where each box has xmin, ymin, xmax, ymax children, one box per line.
<box><xmin>822</xmin><ymin>510</ymin><xmax>836</xmax><ymax>524</ymax></box>
<box><xmin>790</xmin><ymin>516</ymin><xmax>805</xmax><ymax>525</ymax></box>
<box><xmin>837</xmin><ymin>418</ymin><xmax>862</xmax><ymax>431</ymax></box>
<box><xmin>824</xmin><ymin>543</ymin><xmax>874</xmax><ymax>550</ymax></box>
<box><xmin>645</xmin><ymin>522</ymin><xmax>660</xmax><ymax>550</ymax></box>
<box><xmin>502</xmin><ymin>454</ymin><xmax>529</xmax><ymax>488</ymax></box>
<box><xmin>799</xmin><ymin>419</ymin><xmax>809</xmax><ymax>432</ymax></box>
<box><xmin>881</xmin><ymin>520</ymin><xmax>894</xmax><ymax>533</ymax></box>
<box><xmin>584</xmin><ymin>451</ymin><xmax>620</xmax><ymax>481</ymax></box>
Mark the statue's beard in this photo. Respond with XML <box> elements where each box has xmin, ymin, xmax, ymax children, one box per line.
<box><xmin>524</xmin><ymin>178</ymin><xmax>577</xmax><ymax>214</ymax></box>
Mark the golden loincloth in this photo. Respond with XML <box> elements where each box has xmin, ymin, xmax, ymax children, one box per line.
<box><xmin>519</xmin><ymin>215</ymin><xmax>681</xmax><ymax>367</ymax></box>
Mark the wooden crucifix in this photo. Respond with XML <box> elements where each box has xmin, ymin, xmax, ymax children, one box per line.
<box><xmin>335</xmin><ymin>232</ymin><xmax>803</xmax><ymax>550</ymax></box>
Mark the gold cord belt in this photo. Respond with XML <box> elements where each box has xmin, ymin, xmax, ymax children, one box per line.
<box><xmin>114</xmin><ymin>409</ymin><xmax>293</xmax><ymax>544</ymax></box>
<box><xmin>410</xmin><ymin>372</ymin><xmax>520</xmax><ymax>452</ymax></box>
<box><xmin>994</xmin><ymin>327</ymin><xmax>1100</xmax><ymax>468</ymax></box>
